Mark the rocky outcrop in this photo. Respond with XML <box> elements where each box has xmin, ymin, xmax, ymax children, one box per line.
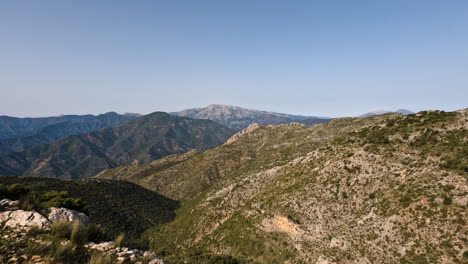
<box><xmin>0</xmin><ymin>199</ymin><xmax>19</xmax><ymax>209</ymax></box>
<box><xmin>225</xmin><ymin>123</ymin><xmax>261</xmax><ymax>144</ymax></box>
<box><xmin>84</xmin><ymin>241</ymin><xmax>165</xmax><ymax>263</ymax></box>
<box><xmin>0</xmin><ymin>210</ymin><xmax>50</xmax><ymax>230</ymax></box>
<box><xmin>48</xmin><ymin>207</ymin><xmax>90</xmax><ymax>225</ymax></box>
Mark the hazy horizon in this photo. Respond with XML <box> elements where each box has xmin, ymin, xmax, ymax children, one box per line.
<box><xmin>1</xmin><ymin>1</ymin><xmax>467</xmax><ymax>117</ymax></box>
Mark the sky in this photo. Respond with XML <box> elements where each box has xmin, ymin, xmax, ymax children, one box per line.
<box><xmin>1</xmin><ymin>0</ymin><xmax>467</xmax><ymax>118</ymax></box>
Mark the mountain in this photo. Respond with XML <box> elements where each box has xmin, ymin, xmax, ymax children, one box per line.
<box><xmin>99</xmin><ymin>109</ymin><xmax>467</xmax><ymax>263</ymax></box>
<box><xmin>0</xmin><ymin>112</ymin><xmax>139</xmax><ymax>140</ymax></box>
<box><xmin>0</xmin><ymin>112</ymin><xmax>235</xmax><ymax>179</ymax></box>
<box><xmin>172</xmin><ymin>104</ymin><xmax>331</xmax><ymax>131</ymax></box>
<box><xmin>359</xmin><ymin>109</ymin><xmax>414</xmax><ymax>117</ymax></box>
<box><xmin>0</xmin><ymin>112</ymin><xmax>138</xmax><ymax>154</ymax></box>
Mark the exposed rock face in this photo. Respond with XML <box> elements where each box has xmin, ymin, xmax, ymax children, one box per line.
<box><xmin>84</xmin><ymin>241</ymin><xmax>165</xmax><ymax>263</ymax></box>
<box><xmin>0</xmin><ymin>210</ymin><xmax>50</xmax><ymax>230</ymax></box>
<box><xmin>0</xmin><ymin>199</ymin><xmax>19</xmax><ymax>209</ymax></box>
<box><xmin>225</xmin><ymin>123</ymin><xmax>260</xmax><ymax>144</ymax></box>
<box><xmin>47</xmin><ymin>207</ymin><xmax>90</xmax><ymax>225</ymax></box>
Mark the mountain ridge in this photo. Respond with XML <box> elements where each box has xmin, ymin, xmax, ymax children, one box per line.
<box><xmin>172</xmin><ymin>104</ymin><xmax>331</xmax><ymax>131</ymax></box>
<box><xmin>0</xmin><ymin>112</ymin><xmax>235</xmax><ymax>179</ymax></box>
<box><xmin>0</xmin><ymin>112</ymin><xmax>138</xmax><ymax>154</ymax></box>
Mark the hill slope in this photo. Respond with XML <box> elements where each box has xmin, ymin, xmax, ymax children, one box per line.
<box><xmin>0</xmin><ymin>112</ymin><xmax>138</xmax><ymax>154</ymax></box>
<box><xmin>0</xmin><ymin>176</ymin><xmax>179</xmax><ymax>240</ymax></box>
<box><xmin>0</xmin><ymin>112</ymin><xmax>234</xmax><ymax>179</ymax></box>
<box><xmin>172</xmin><ymin>104</ymin><xmax>331</xmax><ymax>131</ymax></box>
<box><xmin>99</xmin><ymin>109</ymin><xmax>467</xmax><ymax>263</ymax></box>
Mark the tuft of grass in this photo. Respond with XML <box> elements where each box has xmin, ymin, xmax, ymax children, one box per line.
<box><xmin>86</xmin><ymin>223</ymin><xmax>109</xmax><ymax>243</ymax></box>
<box><xmin>51</xmin><ymin>242</ymin><xmax>74</xmax><ymax>262</ymax></box>
<box><xmin>26</xmin><ymin>226</ymin><xmax>46</xmax><ymax>237</ymax></box>
<box><xmin>87</xmin><ymin>252</ymin><xmax>113</xmax><ymax>264</ymax></box>
<box><xmin>26</xmin><ymin>241</ymin><xmax>52</xmax><ymax>257</ymax></box>
<box><xmin>18</xmin><ymin>192</ymin><xmax>41</xmax><ymax>211</ymax></box>
<box><xmin>70</xmin><ymin>222</ymin><xmax>88</xmax><ymax>246</ymax></box>
<box><xmin>51</xmin><ymin>221</ymin><xmax>72</xmax><ymax>239</ymax></box>
<box><xmin>115</xmin><ymin>233</ymin><xmax>125</xmax><ymax>248</ymax></box>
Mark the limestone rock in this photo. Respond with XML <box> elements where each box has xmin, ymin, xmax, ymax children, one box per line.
<box><xmin>148</xmin><ymin>258</ymin><xmax>165</xmax><ymax>264</ymax></box>
<box><xmin>47</xmin><ymin>207</ymin><xmax>89</xmax><ymax>225</ymax></box>
<box><xmin>0</xmin><ymin>199</ymin><xmax>19</xmax><ymax>209</ymax></box>
<box><xmin>0</xmin><ymin>210</ymin><xmax>50</xmax><ymax>230</ymax></box>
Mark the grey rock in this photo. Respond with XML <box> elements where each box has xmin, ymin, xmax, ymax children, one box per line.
<box><xmin>148</xmin><ymin>258</ymin><xmax>165</xmax><ymax>264</ymax></box>
<box><xmin>0</xmin><ymin>199</ymin><xmax>19</xmax><ymax>209</ymax></box>
<box><xmin>47</xmin><ymin>207</ymin><xmax>89</xmax><ymax>225</ymax></box>
<box><xmin>0</xmin><ymin>210</ymin><xmax>50</xmax><ymax>230</ymax></box>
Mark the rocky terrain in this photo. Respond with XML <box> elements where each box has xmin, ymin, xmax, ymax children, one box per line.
<box><xmin>99</xmin><ymin>109</ymin><xmax>468</xmax><ymax>263</ymax></box>
<box><xmin>0</xmin><ymin>112</ymin><xmax>234</xmax><ymax>179</ymax></box>
<box><xmin>0</xmin><ymin>198</ymin><xmax>165</xmax><ymax>264</ymax></box>
<box><xmin>172</xmin><ymin>104</ymin><xmax>331</xmax><ymax>131</ymax></box>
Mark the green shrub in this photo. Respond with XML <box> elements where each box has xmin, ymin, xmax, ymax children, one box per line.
<box><xmin>399</xmin><ymin>196</ymin><xmax>412</xmax><ymax>207</ymax></box>
<box><xmin>86</xmin><ymin>223</ymin><xmax>109</xmax><ymax>243</ymax></box>
<box><xmin>0</xmin><ymin>183</ymin><xmax>30</xmax><ymax>200</ymax></box>
<box><xmin>443</xmin><ymin>197</ymin><xmax>452</xmax><ymax>205</ymax></box>
<box><xmin>40</xmin><ymin>190</ymin><xmax>87</xmax><ymax>213</ymax></box>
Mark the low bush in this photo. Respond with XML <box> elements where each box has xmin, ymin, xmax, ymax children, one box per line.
<box><xmin>0</xmin><ymin>184</ymin><xmax>30</xmax><ymax>200</ymax></box>
<box><xmin>40</xmin><ymin>190</ymin><xmax>87</xmax><ymax>213</ymax></box>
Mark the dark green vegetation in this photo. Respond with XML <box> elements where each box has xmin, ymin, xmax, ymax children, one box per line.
<box><xmin>172</xmin><ymin>104</ymin><xmax>331</xmax><ymax>131</ymax></box>
<box><xmin>100</xmin><ymin>109</ymin><xmax>467</xmax><ymax>263</ymax></box>
<box><xmin>0</xmin><ymin>183</ymin><xmax>86</xmax><ymax>212</ymax></box>
<box><xmin>0</xmin><ymin>112</ymin><xmax>235</xmax><ymax>179</ymax></box>
<box><xmin>0</xmin><ymin>177</ymin><xmax>179</xmax><ymax>242</ymax></box>
<box><xmin>0</xmin><ymin>112</ymin><xmax>138</xmax><ymax>153</ymax></box>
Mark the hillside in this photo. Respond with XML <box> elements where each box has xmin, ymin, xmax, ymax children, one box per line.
<box><xmin>99</xmin><ymin>109</ymin><xmax>468</xmax><ymax>263</ymax></box>
<box><xmin>0</xmin><ymin>176</ymin><xmax>178</xmax><ymax>240</ymax></box>
<box><xmin>172</xmin><ymin>104</ymin><xmax>331</xmax><ymax>131</ymax></box>
<box><xmin>0</xmin><ymin>112</ymin><xmax>234</xmax><ymax>179</ymax></box>
<box><xmin>0</xmin><ymin>112</ymin><xmax>137</xmax><ymax>154</ymax></box>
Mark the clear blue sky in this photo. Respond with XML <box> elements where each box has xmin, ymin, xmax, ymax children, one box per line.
<box><xmin>1</xmin><ymin>0</ymin><xmax>467</xmax><ymax>117</ymax></box>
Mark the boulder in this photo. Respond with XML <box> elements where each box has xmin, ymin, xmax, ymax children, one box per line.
<box><xmin>0</xmin><ymin>199</ymin><xmax>19</xmax><ymax>209</ymax></box>
<box><xmin>0</xmin><ymin>210</ymin><xmax>50</xmax><ymax>230</ymax></box>
<box><xmin>47</xmin><ymin>207</ymin><xmax>89</xmax><ymax>225</ymax></box>
<box><xmin>148</xmin><ymin>258</ymin><xmax>165</xmax><ymax>264</ymax></box>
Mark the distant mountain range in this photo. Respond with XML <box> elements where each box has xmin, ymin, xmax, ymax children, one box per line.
<box><xmin>358</xmin><ymin>109</ymin><xmax>414</xmax><ymax>117</ymax></box>
<box><xmin>0</xmin><ymin>112</ymin><xmax>234</xmax><ymax>179</ymax></box>
<box><xmin>0</xmin><ymin>112</ymin><xmax>138</xmax><ymax>154</ymax></box>
<box><xmin>0</xmin><ymin>112</ymin><xmax>140</xmax><ymax>140</ymax></box>
<box><xmin>172</xmin><ymin>104</ymin><xmax>331</xmax><ymax>131</ymax></box>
